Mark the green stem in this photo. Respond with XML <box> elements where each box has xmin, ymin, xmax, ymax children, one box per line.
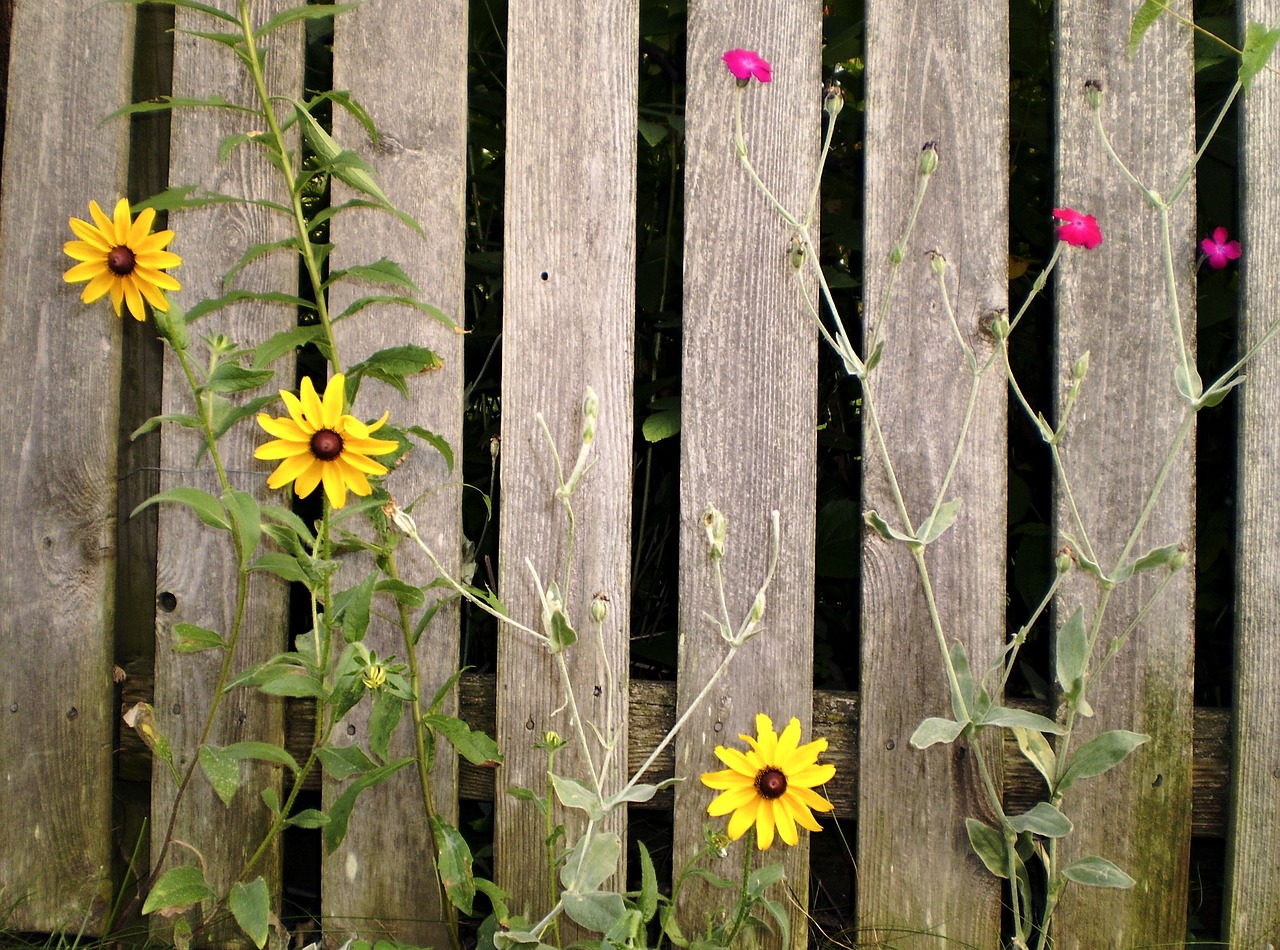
<box><xmin>722</xmin><ymin>827</ymin><xmax>756</xmax><ymax>948</ymax></box>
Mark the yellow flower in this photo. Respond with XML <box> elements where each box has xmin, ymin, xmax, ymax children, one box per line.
<box><xmin>255</xmin><ymin>374</ymin><xmax>398</xmax><ymax>509</ymax></box>
<box><xmin>63</xmin><ymin>198</ymin><xmax>182</xmax><ymax>321</ymax></box>
<box><xmin>362</xmin><ymin>663</ymin><xmax>387</xmax><ymax>691</ymax></box>
<box><xmin>701</xmin><ymin>713</ymin><xmax>835</xmax><ymax>850</ymax></box>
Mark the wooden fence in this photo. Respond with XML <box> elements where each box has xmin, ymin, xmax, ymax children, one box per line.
<box><xmin>1</xmin><ymin>1</ymin><xmax>1278</xmax><ymax>948</ymax></box>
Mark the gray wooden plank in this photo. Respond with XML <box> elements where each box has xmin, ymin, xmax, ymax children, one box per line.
<box><xmin>148</xmin><ymin>2</ymin><xmax>301</xmax><ymax>941</ymax></box>
<box><xmin>1051</xmin><ymin>4</ymin><xmax>1195</xmax><ymax>945</ymax></box>
<box><xmin>493</xmin><ymin>0</ymin><xmax>639</xmax><ymax>924</ymax></box>
<box><xmin>1224</xmin><ymin>1</ymin><xmax>1280</xmax><ymax>943</ymax></box>
<box><xmin>321</xmin><ymin>0</ymin><xmax>467</xmax><ymax>943</ymax></box>
<box><xmin>671</xmin><ymin>4</ymin><xmax>820</xmax><ymax>948</ymax></box>
<box><xmin>855</xmin><ymin>3</ymin><xmax>1008</xmax><ymax>945</ymax></box>
<box><xmin>0</xmin><ymin>0</ymin><xmax>134</xmax><ymax>932</ymax></box>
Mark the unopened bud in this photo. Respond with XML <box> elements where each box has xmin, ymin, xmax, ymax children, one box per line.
<box><xmin>590</xmin><ymin>592</ymin><xmax>609</xmax><ymax>624</ymax></box>
<box><xmin>1055</xmin><ymin>548</ymin><xmax>1074</xmax><ymax>574</ymax></box>
<box><xmin>582</xmin><ymin>387</ymin><xmax>599</xmax><ymax>444</ymax></box>
<box><xmin>919</xmin><ymin>141</ymin><xmax>939</xmax><ymax>177</ymax></box>
<box><xmin>990</xmin><ymin>314</ymin><xmax>1011</xmax><ymax>340</ymax></box>
<box><xmin>1169</xmin><ymin>550</ymin><xmax>1188</xmax><ymax>572</ymax></box>
<box><xmin>927</xmin><ymin>250</ymin><xmax>947</xmax><ymax>278</ymax></box>
<box><xmin>789</xmin><ymin>238</ymin><xmax>806</xmax><ymax>269</ymax></box>
<box><xmin>489</xmin><ymin>434</ymin><xmax>501</xmax><ymax>462</ymax></box>
<box><xmin>823</xmin><ymin>84</ymin><xmax>845</xmax><ymax>120</ymax></box>
<box><xmin>1072</xmin><ymin>351</ymin><xmax>1090</xmax><ymax>381</ymax></box>
<box><xmin>1084</xmin><ymin>79</ymin><xmax>1104</xmax><ymax>111</ymax></box>
<box><xmin>749</xmin><ymin>590</ymin><xmax>766</xmax><ymax>625</ymax></box>
<box><xmin>703</xmin><ymin>504</ymin><xmax>728</xmax><ymax>560</ymax></box>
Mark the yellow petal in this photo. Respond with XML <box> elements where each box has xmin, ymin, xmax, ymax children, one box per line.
<box><xmin>753</xmin><ymin>713</ymin><xmax>778</xmax><ymax>762</ymax></box>
<box><xmin>257</xmin><ymin>413</ymin><xmax>308</xmax><ymax>442</ymax></box>
<box><xmin>69</xmin><ymin>216</ymin><xmax>111</xmax><ymax>251</ymax></box>
<box><xmin>321</xmin><ymin>374</ymin><xmax>345</xmax><ymax>429</ymax></box>
<box><xmin>700</xmin><ymin>767</ymin><xmax>748</xmax><ymax>791</ymax></box>
<box><xmin>321</xmin><ymin>462</ymin><xmax>347</xmax><ymax>509</ymax></box>
<box><xmin>293</xmin><ymin>458</ymin><xmax>325</xmax><ymax>499</ymax></box>
<box><xmin>254</xmin><ymin>438</ymin><xmax>312</xmax><ymax>461</ymax></box>
<box><xmin>122</xmin><ymin>275</ymin><xmax>146</xmax><ymax>321</ymax></box>
<box><xmin>135</xmin><ymin>229</ymin><xmax>176</xmax><ymax>253</ymax></box>
<box><xmin>788</xmin><ymin>762</ymin><xmax>836</xmax><ymax>788</ymax></box>
<box><xmin>89</xmin><ymin>200</ymin><xmax>115</xmax><ymax>238</ymax></box>
<box><xmin>129</xmin><ymin>206</ymin><xmax>157</xmax><ymax>246</ymax></box>
<box><xmin>714</xmin><ymin>746</ymin><xmax>759</xmax><ymax>778</ymax></box>
<box><xmin>108</xmin><ymin>279</ymin><xmax>125</xmax><ymax>316</ymax></box>
<box><xmin>343</xmin><ymin>434</ymin><xmax>400</xmax><ymax>458</ymax></box>
<box><xmin>335</xmin><ymin>457</ymin><xmax>373</xmax><ymax>496</ymax></box>
<box><xmin>706</xmin><ymin>783</ymin><xmax>758</xmax><ymax>818</ymax></box>
<box><xmin>338</xmin><ymin>449</ymin><xmax>389</xmax><ymax>476</ymax></box>
<box><xmin>80</xmin><ymin>271</ymin><xmax>115</xmax><ymax>304</ymax></box>
<box><xmin>725</xmin><ymin>798</ymin><xmax>759</xmax><ymax>841</ymax></box>
<box><xmin>754</xmin><ymin>800</ymin><xmax>776</xmax><ymax>850</ymax></box>
<box><xmin>784</xmin><ymin>788</ymin><xmax>828</xmax><ymax>827</ymax></box>
<box><xmin>772</xmin><ymin>797</ymin><xmax>798</xmax><ymax>846</ymax></box>
<box><xmin>112</xmin><ymin>198</ymin><xmax>133</xmax><ymax>245</ymax></box>
<box><xmin>774</xmin><ymin>718</ymin><xmax>802</xmax><ymax>764</ymax></box>
<box><xmin>267</xmin><ymin>452</ymin><xmax>316</xmax><ymax>490</ymax></box>
<box><xmin>300</xmin><ymin>376</ymin><xmax>324</xmax><ymax>428</ymax></box>
<box><xmin>64</xmin><ymin>239</ymin><xmax>108</xmax><ymax>262</ymax></box>
<box><xmin>135</xmin><ymin>275</ymin><xmax>170</xmax><ymax>313</ymax></box>
<box><xmin>134</xmin><ymin>265</ymin><xmax>182</xmax><ymax>292</ymax></box>
<box><xmin>64</xmin><ymin>260</ymin><xmax>109</xmax><ymax>283</ymax></box>
<box><xmin>280</xmin><ymin>389</ymin><xmax>315</xmax><ymax>434</ymax></box>
<box><xmin>135</xmin><ymin>249</ymin><xmax>183</xmax><ymax>271</ymax></box>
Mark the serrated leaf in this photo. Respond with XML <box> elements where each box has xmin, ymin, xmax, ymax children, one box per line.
<box><xmin>368</xmin><ymin>690</ymin><xmax>405</xmax><ymax>763</ymax></box>
<box><xmin>284</xmin><ymin>808</ymin><xmax>328</xmax><ymax>829</ymax></box>
<box><xmin>225</xmin><ymin>238</ymin><xmax>301</xmax><ymax>289</ymax></box>
<box><xmin>430</xmin><ymin>816</ymin><xmax>476</xmax><ymax>915</ymax></box>
<box><xmin>332</xmin><ymin>571</ymin><xmax>378</xmax><ymax>643</ymax></box>
<box><xmin>317</xmin><ymin>744</ymin><xmax>379</xmax><ymax>781</ymax></box>
<box><xmin>1062</xmin><ymin>856</ymin><xmax>1135</xmax><ymax>888</ymax></box>
<box><xmin>323</xmin><ymin>758</ymin><xmax>414</xmax><ymax>853</ymax></box>
<box><xmin>407</xmin><ymin>426</ymin><xmax>455</xmax><ymax>474</ymax></box>
<box><xmin>1059</xmin><ymin>730</ymin><xmax>1148</xmax><ymax>792</ymax></box>
<box><xmin>142</xmin><ymin>865</ymin><xmax>216</xmax><ymax>916</ymax></box>
<box><xmin>229</xmin><ymin>877</ymin><xmax>270</xmax><ymax>949</ymax></box>
<box><xmin>173</xmin><ymin>623</ymin><xmax>228</xmax><ymax>653</ymax></box>
<box><xmin>133</xmin><ymin>184</ymin><xmax>246</xmax><ymax>213</ymax></box>
<box><xmin>376</xmin><ymin>578</ymin><xmax>427</xmax><ymax>609</ymax></box>
<box><xmin>965</xmin><ymin>818</ymin><xmax>1009</xmax><ymax>879</ymax></box>
<box><xmin>909</xmin><ymin>716</ymin><xmax>966</xmax><ymax>749</ymax></box>
<box><xmin>917</xmin><ymin>498</ymin><xmax>962</xmax><ymax>545</ymax></box>
<box><xmin>186</xmin><ymin>290</ymin><xmax>314</xmax><ymax>323</ymax></box>
<box><xmin>254</xmin><ymin>2</ymin><xmax>358</xmax><ymax>39</ymax></box>
<box><xmin>425</xmin><ymin>714</ymin><xmax>503</xmax><ymax>766</ymax></box>
<box><xmin>222</xmin><ymin>488</ymin><xmax>261</xmax><ymax>568</ymax></box>
<box><xmin>1006</xmin><ymin>802</ymin><xmax>1072</xmax><ymax>838</ymax></box>
<box><xmin>249</xmin><ymin>552</ymin><xmax>316</xmax><ymax>586</ymax></box>
<box><xmin>292</xmin><ymin>99</ymin><xmax>391</xmax><ymax>205</ymax></box>
<box><xmin>1127</xmin><ymin>1</ymin><xmax>1163</xmax><ymax>57</ymax></box>
<box><xmin>258</xmin><ymin>667</ymin><xmax>327</xmax><ymax>699</ymax></box>
<box><xmin>198</xmin><ymin>744</ymin><xmax>241</xmax><ymax>806</ymax></box>
<box><xmin>131</xmin><ymin>412</ymin><xmax>202</xmax><ymax>439</ymax></box>
<box><xmin>251</xmin><ymin>325</ymin><xmax>327</xmax><ymax>369</ymax></box>
<box><xmin>1242</xmin><ymin>21</ymin><xmax>1280</xmax><ymax>92</ymax></box>
<box><xmin>332</xmin><ymin>257</ymin><xmax>419</xmax><ymax>292</ymax></box>
<box><xmin>333</xmin><ymin>294</ymin><xmax>453</xmax><ymax>329</ymax></box>
<box><xmin>133</xmin><ymin>486</ymin><xmax>228</xmax><ymax>531</ymax></box>
<box><xmin>122</xmin><ymin>0</ymin><xmax>237</xmax><ymax>22</ymax></box>
<box><xmin>1054</xmin><ymin>606</ymin><xmax>1088</xmax><ymax>696</ymax></box>
<box><xmin>102</xmin><ymin>95</ymin><xmax>255</xmax><ymax>124</ymax></box>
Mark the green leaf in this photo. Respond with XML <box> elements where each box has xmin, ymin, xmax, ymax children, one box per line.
<box><xmin>229</xmin><ymin>877</ymin><xmax>271</xmax><ymax>949</ymax></box>
<box><xmin>258</xmin><ymin>667</ymin><xmax>327</xmax><ymax>699</ymax></box>
<box><xmin>562</xmin><ymin>891</ymin><xmax>626</xmax><ymax>935</ymax></box>
<box><xmin>561</xmin><ymin>832</ymin><xmax>622</xmax><ymax>892</ymax></box>
<box><xmin>142</xmin><ymin>865</ymin><xmax>216</xmax><ymax>916</ymax></box>
<box><xmin>604</xmin><ymin>777</ymin><xmax>680</xmax><ymax>809</ymax></box>
<box><xmin>1198</xmin><ymin>374</ymin><xmax>1246</xmax><ymax>408</ymax></box>
<box><xmin>1241</xmin><ymin>21</ymin><xmax>1280</xmax><ymax>92</ymax></box>
<box><xmin>368</xmin><ymin>690</ymin><xmax>405</xmax><ymax>763</ymax></box>
<box><xmin>102</xmin><ymin>95</ymin><xmax>255</xmax><ymax>124</ymax></box>
<box><xmin>225</xmin><ymin>238</ymin><xmax>302</xmax><ymax>289</ymax></box>
<box><xmin>430</xmin><ymin>816</ymin><xmax>476</xmax><ymax>915</ymax></box>
<box><xmin>249</xmin><ymin>552</ymin><xmax>317</xmax><ymax>587</ymax></box>
<box><xmin>1062</xmin><ymin>856</ymin><xmax>1136</xmax><ymax>889</ymax></box>
<box><xmin>346</xmin><ymin>345</ymin><xmax>445</xmax><ymax>399</ymax></box>
<box><xmin>949</xmin><ymin>639</ymin><xmax>980</xmax><ymax>722</ymax></box>
<box><xmin>1127</xmin><ymin>1</ymin><xmax>1163</xmax><ymax>57</ymax></box>
<box><xmin>324</xmin><ymin>757</ymin><xmax>414</xmax><ymax>853</ymax></box>
<box><xmin>292</xmin><ymin>99</ymin><xmax>392</xmax><ymax>205</ymax></box>
<box><xmin>132</xmin><ymin>486</ymin><xmax>228</xmax><ymax>531</ymax></box>
<box><xmin>1054</xmin><ymin>606</ymin><xmax>1088</xmax><ymax>697</ymax></box>
<box><xmin>251</xmin><ymin>325</ymin><xmax>328</xmax><ymax>369</ymax></box>
<box><xmin>979</xmin><ymin>705</ymin><xmax>1064</xmax><ymax>736</ymax></box>
<box><xmin>223</xmin><ymin>741</ymin><xmax>299</xmax><ymax>773</ymax></box>
<box><xmin>642</xmin><ymin>408</ymin><xmax>681</xmax><ymax>442</ymax></box>
<box><xmin>1174</xmin><ymin>362</ymin><xmax>1203</xmax><ymax>403</ymax></box>
<box><xmin>917</xmin><ymin>498</ymin><xmax>962</xmax><ymax>545</ymax></box>
<box><xmin>1113</xmin><ymin>542</ymin><xmax>1182</xmax><ymax>583</ymax></box>
<box><xmin>332</xmin><ymin>571</ymin><xmax>379</xmax><ymax>643</ymax></box>
<box><xmin>636</xmin><ymin>841</ymin><xmax>659</xmax><ymax>922</ymax></box>
<box><xmin>333</xmin><ymin>295</ymin><xmax>453</xmax><ymax>331</ymax></box>
<box><xmin>1011</xmin><ymin>726</ymin><xmax>1057</xmax><ymax>788</ymax></box>
<box><xmin>550</xmin><ymin>774</ymin><xmax>606</xmax><ymax>821</ymax></box>
<box><xmin>1006</xmin><ymin>802</ymin><xmax>1072</xmax><ymax>838</ymax></box>
<box><xmin>548</xmin><ymin>607</ymin><xmax>577</xmax><ymax>654</ymax></box>
<box><xmin>186</xmin><ymin>290</ymin><xmax>314</xmax><ymax>323</ymax></box>
<box><xmin>909</xmin><ymin>716</ymin><xmax>966</xmax><ymax>749</ymax></box>
<box><xmin>254</xmin><ymin>2</ymin><xmax>358</xmax><ymax>39</ymax></box>
<box><xmin>964</xmin><ymin>818</ymin><xmax>1009</xmax><ymax>879</ymax></box>
<box><xmin>121</xmin><ymin>0</ymin><xmax>238</xmax><ymax>22</ymax></box>
<box><xmin>864</xmin><ymin>508</ymin><xmax>915</xmax><ymax>544</ymax></box>
<box><xmin>331</xmin><ymin>257</ymin><xmax>419</xmax><ymax>293</ymax></box>
<box><xmin>1058</xmin><ymin>730</ymin><xmax>1148</xmax><ymax>792</ymax></box>
<box><xmin>173</xmin><ymin>623</ymin><xmax>228</xmax><ymax>653</ymax></box>
<box><xmin>131</xmin><ymin>412</ymin><xmax>202</xmax><ymax>439</ymax></box>
<box><xmin>317</xmin><ymin>743</ymin><xmax>380</xmax><ymax>781</ymax></box>
<box><xmin>284</xmin><ymin>809</ymin><xmax>329</xmax><ymax>829</ymax></box>
<box><xmin>425</xmin><ymin>714</ymin><xmax>503</xmax><ymax>766</ymax></box>
<box><xmin>222</xmin><ymin>489</ymin><xmax>261</xmax><ymax>568</ymax></box>
<box><xmin>133</xmin><ymin>184</ymin><xmax>246</xmax><ymax>213</ymax></box>
<box><xmin>198</xmin><ymin>744</ymin><xmax>241</xmax><ymax>806</ymax></box>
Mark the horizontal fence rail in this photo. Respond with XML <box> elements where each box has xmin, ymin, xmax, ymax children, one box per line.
<box><xmin>1</xmin><ymin>0</ymin><xmax>1279</xmax><ymax>947</ymax></box>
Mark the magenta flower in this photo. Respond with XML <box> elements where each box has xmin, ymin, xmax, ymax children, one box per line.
<box><xmin>1052</xmin><ymin>207</ymin><xmax>1103</xmax><ymax>250</ymax></box>
<box><xmin>723</xmin><ymin>49</ymin><xmax>772</xmax><ymax>84</ymax></box>
<box><xmin>1200</xmin><ymin>227</ymin><xmax>1241</xmax><ymax>269</ymax></box>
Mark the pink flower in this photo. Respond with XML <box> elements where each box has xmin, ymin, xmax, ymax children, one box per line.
<box><xmin>1200</xmin><ymin>227</ymin><xmax>1241</xmax><ymax>269</ymax></box>
<box><xmin>723</xmin><ymin>49</ymin><xmax>772</xmax><ymax>84</ymax></box>
<box><xmin>1052</xmin><ymin>207</ymin><xmax>1103</xmax><ymax>250</ymax></box>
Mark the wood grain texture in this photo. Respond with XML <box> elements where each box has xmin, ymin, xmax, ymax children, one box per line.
<box><xmin>150</xmin><ymin>3</ymin><xmax>301</xmax><ymax>941</ymax></box>
<box><xmin>494</xmin><ymin>0</ymin><xmax>638</xmax><ymax>920</ymax></box>
<box><xmin>672</xmin><ymin>4</ymin><xmax>819</xmax><ymax>948</ymax></box>
<box><xmin>856</xmin><ymin>4</ymin><xmax>1009</xmax><ymax>946</ymax></box>
<box><xmin>0</xmin><ymin>0</ymin><xmax>133</xmax><ymax>931</ymax></box>
<box><xmin>1224</xmin><ymin>1</ymin><xmax>1280</xmax><ymax>943</ymax></box>
<box><xmin>1052</xmin><ymin>4</ymin><xmax>1195</xmax><ymax>945</ymax></box>
<box><xmin>321</xmin><ymin>0</ymin><xmax>467</xmax><ymax>942</ymax></box>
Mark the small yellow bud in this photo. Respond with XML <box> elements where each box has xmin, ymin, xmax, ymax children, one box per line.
<box><xmin>362</xmin><ymin>663</ymin><xmax>387</xmax><ymax>691</ymax></box>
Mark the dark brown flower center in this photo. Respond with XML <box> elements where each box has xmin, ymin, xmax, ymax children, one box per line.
<box><xmin>755</xmin><ymin>767</ymin><xmax>787</xmax><ymax>800</ymax></box>
<box><xmin>310</xmin><ymin>429</ymin><xmax>344</xmax><ymax>461</ymax></box>
<box><xmin>107</xmin><ymin>246</ymin><xmax>136</xmax><ymax>276</ymax></box>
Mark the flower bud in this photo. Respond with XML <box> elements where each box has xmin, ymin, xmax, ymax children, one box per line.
<box><xmin>582</xmin><ymin>386</ymin><xmax>599</xmax><ymax>445</ymax></box>
<box><xmin>990</xmin><ymin>314</ymin><xmax>1010</xmax><ymax>340</ymax></box>
<box><xmin>749</xmin><ymin>589</ymin><xmax>766</xmax><ymax>626</ymax></box>
<box><xmin>927</xmin><ymin>250</ymin><xmax>947</xmax><ymax>278</ymax></box>
<box><xmin>489</xmin><ymin>434</ymin><xmax>501</xmax><ymax>462</ymax></box>
<box><xmin>1055</xmin><ymin>548</ymin><xmax>1074</xmax><ymax>574</ymax></box>
<box><xmin>362</xmin><ymin>663</ymin><xmax>387</xmax><ymax>691</ymax></box>
<box><xmin>703</xmin><ymin>504</ymin><xmax>728</xmax><ymax>560</ymax></box>
<box><xmin>1084</xmin><ymin>79</ymin><xmax>1104</xmax><ymax>111</ymax></box>
<box><xmin>1072</xmin><ymin>351</ymin><xmax>1090</xmax><ymax>381</ymax></box>
<box><xmin>919</xmin><ymin>141</ymin><xmax>939</xmax><ymax>177</ymax></box>
<box><xmin>789</xmin><ymin>238</ymin><xmax>806</xmax><ymax>269</ymax></box>
<box><xmin>823</xmin><ymin>84</ymin><xmax>845</xmax><ymax>120</ymax></box>
<box><xmin>590</xmin><ymin>591</ymin><xmax>610</xmax><ymax>624</ymax></box>
<box><xmin>1169</xmin><ymin>550</ymin><xmax>1188</xmax><ymax>572</ymax></box>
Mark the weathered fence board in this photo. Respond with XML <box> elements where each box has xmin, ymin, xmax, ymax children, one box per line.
<box><xmin>1052</xmin><ymin>4</ymin><xmax>1196</xmax><ymax>946</ymax></box>
<box><xmin>320</xmin><ymin>0</ymin><xmax>469</xmax><ymax>942</ymax></box>
<box><xmin>1224</xmin><ymin>1</ymin><xmax>1280</xmax><ymax>943</ymax></box>
<box><xmin>0</xmin><ymin>0</ymin><xmax>134</xmax><ymax>932</ymax></box>
<box><xmin>672</xmin><ymin>3</ymin><xmax>819</xmax><ymax>947</ymax></box>
<box><xmin>149</xmin><ymin>3</ymin><xmax>302</xmax><ymax>940</ymax></box>
<box><xmin>494</xmin><ymin>0</ymin><xmax>639</xmax><ymax>919</ymax></box>
<box><xmin>856</xmin><ymin>3</ymin><xmax>1009</xmax><ymax>945</ymax></box>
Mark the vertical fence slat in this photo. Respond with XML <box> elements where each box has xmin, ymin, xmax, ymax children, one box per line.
<box><xmin>150</xmin><ymin>3</ymin><xmax>301</xmax><ymax>938</ymax></box>
<box><xmin>321</xmin><ymin>1</ymin><xmax>468</xmax><ymax>941</ymax></box>
<box><xmin>494</xmin><ymin>0</ymin><xmax>638</xmax><ymax>918</ymax></box>
<box><xmin>0</xmin><ymin>0</ymin><xmax>133</xmax><ymax>932</ymax></box>
<box><xmin>1052</xmin><ymin>6</ymin><xmax>1195</xmax><ymax>945</ymax></box>
<box><xmin>1225</xmin><ymin>0</ymin><xmax>1280</xmax><ymax>942</ymax></box>
<box><xmin>672</xmin><ymin>4</ymin><xmax>819</xmax><ymax>948</ymax></box>
<box><xmin>856</xmin><ymin>3</ymin><xmax>1008</xmax><ymax>945</ymax></box>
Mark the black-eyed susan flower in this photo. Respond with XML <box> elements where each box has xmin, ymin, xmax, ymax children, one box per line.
<box><xmin>63</xmin><ymin>198</ymin><xmax>182</xmax><ymax>321</ymax></box>
<box><xmin>701</xmin><ymin>713</ymin><xmax>835</xmax><ymax>850</ymax></box>
<box><xmin>255</xmin><ymin>373</ymin><xmax>398</xmax><ymax>509</ymax></box>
